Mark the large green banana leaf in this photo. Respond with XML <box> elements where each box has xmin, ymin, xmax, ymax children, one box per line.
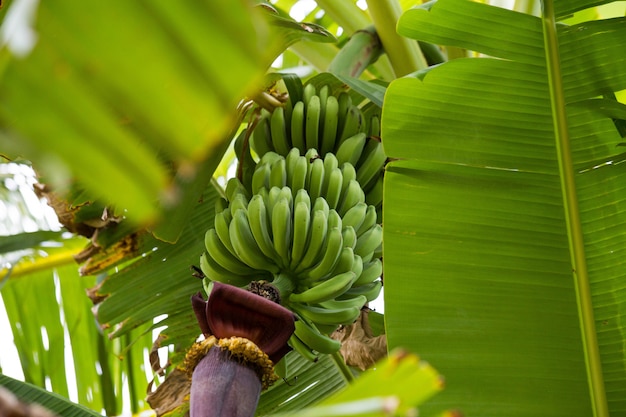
<box><xmin>383</xmin><ymin>0</ymin><xmax>626</xmax><ymax>416</ymax></box>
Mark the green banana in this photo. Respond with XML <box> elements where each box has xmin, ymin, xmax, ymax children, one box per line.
<box><xmin>365</xmin><ymin>172</ymin><xmax>384</xmax><ymax>208</ymax></box>
<box><xmin>290</xmin><ymin>154</ymin><xmax>308</xmax><ymax>193</ymax></box>
<box><xmin>368</xmin><ymin>114</ymin><xmax>381</xmax><ymax>138</ymax></box>
<box><xmin>204</xmin><ymin>228</ymin><xmax>255</xmax><ymax>276</ymax></box>
<box><xmin>302</xmin><ymin>83</ymin><xmax>316</xmax><ymax>109</ymax></box>
<box><xmin>318</xmin><ymin>294</ymin><xmax>367</xmax><ymax>311</ymax></box>
<box><xmin>323</xmin><ymin>167</ymin><xmax>343</xmax><ymax>210</ymax></box>
<box><xmin>215</xmin><ymin>197</ymin><xmax>229</xmax><ymax>214</ymax></box>
<box><xmin>353</xmin><ymin>258</ymin><xmax>382</xmax><ymax>286</ymax></box>
<box><xmin>305</xmin><ymin>95</ymin><xmax>321</xmax><ymax>151</ymax></box>
<box><xmin>271</xmin><ymin>197</ymin><xmax>293</xmax><ymax>269</ymax></box>
<box><xmin>341</xmin><ymin>202</ymin><xmax>367</xmax><ymax>232</ymax></box>
<box><xmin>302</xmin><ymin>226</ymin><xmax>343</xmax><ymax>281</ymax></box>
<box><xmin>289</xmin><ymin>333</ymin><xmax>318</xmax><ymax>362</ymax></box>
<box><xmin>295</xmin><ymin>208</ymin><xmax>328</xmax><ymax>273</ymax></box>
<box><xmin>307</xmin><ymin>157</ymin><xmax>325</xmax><ymax>203</ymax></box>
<box><xmin>327</xmin><ymin>209</ymin><xmax>342</xmax><ymax>231</ymax></box>
<box><xmin>354</xmin><ymin>223</ymin><xmax>382</xmax><ymax>262</ymax></box>
<box><xmin>356</xmin><ymin>138</ymin><xmax>387</xmax><ymax>190</ymax></box>
<box><xmin>341</xmin><ymin>225</ymin><xmax>357</xmax><ymax>250</ymax></box>
<box><xmin>339</xmin><ymin>279</ymin><xmax>382</xmax><ymax>302</ymax></box>
<box><xmin>291</xmin><ymin>302</ymin><xmax>361</xmax><ymax>326</ymax></box>
<box><xmin>251</xmin><ymin>162</ymin><xmax>270</xmax><ymax>194</ymax></box>
<box><xmin>246</xmin><ymin>194</ymin><xmax>279</xmax><ymax>261</ymax></box>
<box><xmin>336</xmin><ymin>92</ymin><xmax>352</xmax><ymax>138</ymax></box>
<box><xmin>357</xmin><ymin>204</ymin><xmax>378</xmax><ymax>237</ymax></box>
<box><xmin>225</xmin><ymin>178</ymin><xmax>248</xmax><ymax>202</ymax></box>
<box><xmin>269</xmin><ymin>156</ymin><xmax>287</xmax><ymax>189</ymax></box>
<box><xmin>351</xmin><ymin>252</ymin><xmax>364</xmax><ymax>279</ymax></box>
<box><xmin>335</xmin><ymin>132</ymin><xmax>366</xmax><ymax>167</ymax></box>
<box><xmin>338</xmin><ymin>105</ymin><xmax>363</xmax><ymax>145</ymax></box>
<box><xmin>338</xmin><ymin>179</ymin><xmax>366</xmax><ymax>217</ymax></box>
<box><xmin>320</xmin><ymin>95</ymin><xmax>339</xmax><ymax>155</ymax></box>
<box><xmin>294</xmin><ymin>187</ymin><xmax>311</xmax><ymax>211</ymax></box>
<box><xmin>290</xmin><ymin>271</ymin><xmax>355</xmax><ymax>304</ymax></box>
<box><xmin>199</xmin><ymin>252</ymin><xmax>257</xmax><ymax>288</ymax></box>
<box><xmin>229</xmin><ymin>193</ymin><xmax>249</xmax><ymax>216</ymax></box>
<box><xmin>214</xmin><ymin>210</ymin><xmax>236</xmax><ymax>255</ymax></box>
<box><xmin>229</xmin><ymin>208</ymin><xmax>278</xmax><ymax>273</ymax></box>
<box><xmin>290</xmin><ymin>101</ymin><xmax>306</xmax><ymax>152</ymax></box>
<box><xmin>312</xmin><ymin>196</ymin><xmax>329</xmax><ymax>219</ymax></box>
<box><xmin>290</xmin><ymin>200</ymin><xmax>311</xmax><ymax>269</ymax></box>
<box><xmin>328</xmin><ymin>246</ymin><xmax>355</xmax><ymax>275</ymax></box>
<box><xmin>285</xmin><ymin>147</ymin><xmax>300</xmax><ymax>179</ymax></box>
<box><xmin>251</xmin><ymin>116</ymin><xmax>273</xmax><ymax>158</ymax></box>
<box><xmin>293</xmin><ymin>319</ymin><xmax>341</xmax><ymax>354</ymax></box>
<box><xmin>270</xmin><ymin>106</ymin><xmax>291</xmax><ymax>156</ymax></box>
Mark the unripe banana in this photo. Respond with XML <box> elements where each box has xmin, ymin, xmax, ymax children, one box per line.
<box><xmin>271</xmin><ymin>197</ymin><xmax>293</xmax><ymax>269</ymax></box>
<box><xmin>368</xmin><ymin>114</ymin><xmax>381</xmax><ymax>138</ymax></box>
<box><xmin>251</xmin><ymin>162</ymin><xmax>270</xmax><ymax>194</ymax></box>
<box><xmin>338</xmin><ymin>105</ymin><xmax>363</xmax><ymax>145</ymax></box>
<box><xmin>246</xmin><ymin>194</ymin><xmax>279</xmax><ymax>261</ymax></box>
<box><xmin>339</xmin><ymin>279</ymin><xmax>382</xmax><ymax>302</ymax></box>
<box><xmin>351</xmin><ymin>252</ymin><xmax>363</xmax><ymax>279</ymax></box>
<box><xmin>215</xmin><ymin>197</ymin><xmax>229</xmax><ymax>214</ymax></box>
<box><xmin>295</xmin><ymin>208</ymin><xmax>328</xmax><ymax>273</ymax></box>
<box><xmin>305</xmin><ymin>95</ymin><xmax>321</xmax><ymax>151</ymax></box>
<box><xmin>225</xmin><ymin>178</ymin><xmax>249</xmax><ymax>202</ymax></box>
<box><xmin>251</xmin><ymin>115</ymin><xmax>273</xmax><ymax>158</ymax></box>
<box><xmin>269</xmin><ymin>157</ymin><xmax>287</xmax><ymax>189</ymax></box>
<box><xmin>353</xmin><ymin>258</ymin><xmax>382</xmax><ymax>286</ymax></box>
<box><xmin>289</xmin><ymin>333</ymin><xmax>318</xmax><ymax>362</ymax></box>
<box><xmin>270</xmin><ymin>106</ymin><xmax>291</xmax><ymax>156</ymax></box>
<box><xmin>354</xmin><ymin>223</ymin><xmax>382</xmax><ymax>263</ymax></box>
<box><xmin>327</xmin><ymin>209</ymin><xmax>342</xmax><ymax>231</ymax></box>
<box><xmin>302</xmin><ymin>83</ymin><xmax>316</xmax><ymax>109</ymax></box>
<box><xmin>291</xmin><ymin>302</ymin><xmax>361</xmax><ymax>326</ymax></box>
<box><xmin>293</xmin><ymin>319</ymin><xmax>342</xmax><ymax>354</ymax></box>
<box><xmin>341</xmin><ymin>225</ymin><xmax>357</xmax><ymax>250</ymax></box>
<box><xmin>205</xmin><ymin>228</ymin><xmax>255</xmax><ymax>276</ymax></box>
<box><xmin>290</xmin><ymin>200</ymin><xmax>311</xmax><ymax>269</ymax></box>
<box><xmin>229</xmin><ymin>193</ymin><xmax>249</xmax><ymax>216</ymax></box>
<box><xmin>321</xmin><ymin>95</ymin><xmax>339</xmax><ymax>155</ymax></box>
<box><xmin>328</xmin><ymin>246</ymin><xmax>356</xmax><ymax>276</ymax></box>
<box><xmin>323</xmin><ymin>167</ymin><xmax>343</xmax><ymax>210</ymax></box>
<box><xmin>318</xmin><ymin>294</ymin><xmax>367</xmax><ymax>311</ymax></box>
<box><xmin>230</xmin><ymin>209</ymin><xmax>278</xmax><ymax>273</ymax></box>
<box><xmin>307</xmin><ymin>157</ymin><xmax>325</xmax><ymax>203</ymax></box>
<box><xmin>336</xmin><ymin>92</ymin><xmax>352</xmax><ymax>137</ymax></box>
<box><xmin>312</xmin><ymin>196</ymin><xmax>329</xmax><ymax>219</ymax></box>
<box><xmin>357</xmin><ymin>205</ymin><xmax>378</xmax><ymax>237</ymax></box>
<box><xmin>285</xmin><ymin>147</ymin><xmax>300</xmax><ymax>179</ymax></box>
<box><xmin>199</xmin><ymin>252</ymin><xmax>258</xmax><ymax>288</ymax></box>
<box><xmin>294</xmin><ymin>188</ymin><xmax>311</xmax><ymax>211</ymax></box>
<box><xmin>290</xmin><ymin>270</ymin><xmax>355</xmax><ymax>304</ymax></box>
<box><xmin>335</xmin><ymin>132</ymin><xmax>366</xmax><ymax>167</ymax></box>
<box><xmin>290</xmin><ymin>101</ymin><xmax>306</xmax><ymax>152</ymax></box>
<box><xmin>214</xmin><ymin>210</ymin><xmax>236</xmax><ymax>255</ymax></box>
<box><xmin>356</xmin><ymin>138</ymin><xmax>387</xmax><ymax>190</ymax></box>
<box><xmin>341</xmin><ymin>202</ymin><xmax>367</xmax><ymax>232</ymax></box>
<box><xmin>302</xmin><ymin>226</ymin><xmax>343</xmax><ymax>281</ymax></box>
<box><xmin>290</xmin><ymin>155</ymin><xmax>308</xmax><ymax>193</ymax></box>
<box><xmin>365</xmin><ymin>172</ymin><xmax>384</xmax><ymax>209</ymax></box>
<box><xmin>338</xmin><ymin>179</ymin><xmax>366</xmax><ymax>217</ymax></box>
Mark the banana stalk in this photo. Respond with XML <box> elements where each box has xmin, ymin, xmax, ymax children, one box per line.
<box><xmin>327</xmin><ymin>26</ymin><xmax>384</xmax><ymax>78</ymax></box>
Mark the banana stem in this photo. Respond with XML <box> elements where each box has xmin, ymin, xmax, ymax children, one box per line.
<box><xmin>328</xmin><ymin>26</ymin><xmax>384</xmax><ymax>79</ymax></box>
<box><xmin>271</xmin><ymin>273</ymin><xmax>296</xmax><ymax>299</ymax></box>
<box><xmin>365</xmin><ymin>0</ymin><xmax>427</xmax><ymax>76</ymax></box>
<box><xmin>330</xmin><ymin>350</ymin><xmax>356</xmax><ymax>384</ymax></box>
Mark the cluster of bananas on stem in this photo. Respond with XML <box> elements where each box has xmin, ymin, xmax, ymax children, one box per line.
<box><xmin>201</xmin><ymin>80</ymin><xmax>386</xmax><ymax>362</ymax></box>
<box><xmin>251</xmin><ymin>83</ymin><xmax>384</xmax><ymax>210</ymax></box>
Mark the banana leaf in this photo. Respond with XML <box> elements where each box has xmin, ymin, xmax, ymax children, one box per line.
<box><xmin>382</xmin><ymin>0</ymin><xmax>626</xmax><ymax>416</ymax></box>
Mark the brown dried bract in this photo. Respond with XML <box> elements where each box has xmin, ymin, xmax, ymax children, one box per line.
<box><xmin>331</xmin><ymin>309</ymin><xmax>387</xmax><ymax>371</ymax></box>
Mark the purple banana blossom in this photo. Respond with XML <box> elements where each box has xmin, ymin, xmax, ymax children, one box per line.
<box><xmin>190</xmin><ymin>282</ymin><xmax>295</xmax><ymax>417</ymax></box>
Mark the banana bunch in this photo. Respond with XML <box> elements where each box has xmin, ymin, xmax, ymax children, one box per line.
<box><xmin>250</xmin><ymin>83</ymin><xmax>386</xmax><ymax>204</ymax></box>
<box><xmin>201</xmin><ymin>175</ymin><xmax>382</xmax><ymax>359</ymax></box>
<box><xmin>200</xmin><ymin>79</ymin><xmax>386</xmax><ymax>363</ymax></box>
<box><xmin>251</xmin><ymin>148</ymin><xmax>372</xmax><ymax>217</ymax></box>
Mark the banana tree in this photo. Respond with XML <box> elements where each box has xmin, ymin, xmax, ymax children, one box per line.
<box><xmin>2</xmin><ymin>0</ymin><xmax>626</xmax><ymax>416</ymax></box>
